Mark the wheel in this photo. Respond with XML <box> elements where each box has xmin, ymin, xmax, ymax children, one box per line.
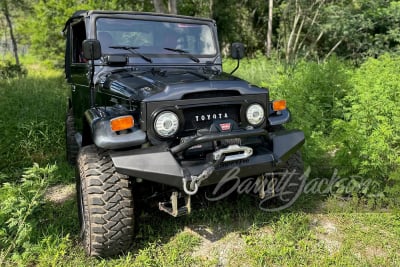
<box><xmin>260</xmin><ymin>151</ymin><xmax>305</xmax><ymax>211</ymax></box>
<box><xmin>66</xmin><ymin>109</ymin><xmax>79</xmax><ymax>165</ymax></box>
<box><xmin>76</xmin><ymin>145</ymin><xmax>134</xmax><ymax>257</ymax></box>
<box><xmin>279</xmin><ymin>150</ymin><xmax>305</xmax><ymax>200</ymax></box>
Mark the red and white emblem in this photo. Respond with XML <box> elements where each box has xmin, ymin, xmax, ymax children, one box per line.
<box><xmin>219</xmin><ymin>122</ymin><xmax>231</xmax><ymax>131</ymax></box>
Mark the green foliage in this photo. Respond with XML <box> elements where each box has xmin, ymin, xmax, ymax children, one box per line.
<box><xmin>0</xmin><ymin>66</ymin><xmax>67</xmax><ymax>175</ymax></box>
<box><xmin>332</xmin><ymin>54</ymin><xmax>400</xmax><ymax>196</ymax></box>
<box><xmin>228</xmin><ymin>55</ymin><xmax>399</xmax><ymax>198</ymax></box>
<box><xmin>319</xmin><ymin>0</ymin><xmax>400</xmax><ymax>62</ymax></box>
<box><xmin>0</xmin><ymin>61</ymin><xmax>27</xmax><ymax>79</ymax></box>
<box><xmin>134</xmin><ymin>233</ymin><xmax>202</xmax><ymax>266</ymax></box>
<box><xmin>2</xmin><ymin>0</ymin><xmax>399</xmax><ymax>64</ymax></box>
<box><xmin>224</xmin><ymin>56</ymin><xmax>285</xmax><ymax>88</ymax></box>
<box><xmin>17</xmin><ymin>0</ymin><xmax>152</xmax><ymax>65</ymax></box>
<box><xmin>0</xmin><ymin>64</ymin><xmax>76</xmax><ymax>265</ymax></box>
<box><xmin>213</xmin><ymin>0</ymin><xmax>261</xmax><ymax>55</ymax></box>
<box><xmin>244</xmin><ymin>213</ymin><xmax>311</xmax><ymax>266</ymax></box>
<box><xmin>273</xmin><ymin>58</ymin><xmax>352</xmax><ymax>172</ymax></box>
<box><xmin>0</xmin><ymin>164</ymin><xmax>53</xmax><ymax>263</ymax></box>
<box><xmin>178</xmin><ymin>0</ymin><xmax>213</xmax><ymax>18</ymax></box>
<box><xmin>278</xmin><ymin>57</ymin><xmax>351</xmax><ymax>134</ymax></box>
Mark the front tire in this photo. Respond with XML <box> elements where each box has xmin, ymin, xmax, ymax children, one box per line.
<box><xmin>77</xmin><ymin>145</ymin><xmax>134</xmax><ymax>257</ymax></box>
<box><xmin>269</xmin><ymin>126</ymin><xmax>305</xmax><ymax>204</ymax></box>
<box><xmin>66</xmin><ymin>109</ymin><xmax>79</xmax><ymax>165</ymax></box>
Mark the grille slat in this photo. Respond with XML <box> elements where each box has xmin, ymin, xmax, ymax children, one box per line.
<box><xmin>182</xmin><ymin>90</ymin><xmax>240</xmax><ymax>99</ymax></box>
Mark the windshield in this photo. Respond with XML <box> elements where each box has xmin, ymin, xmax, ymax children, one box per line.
<box><xmin>95</xmin><ymin>18</ymin><xmax>217</xmax><ymax>56</ymax></box>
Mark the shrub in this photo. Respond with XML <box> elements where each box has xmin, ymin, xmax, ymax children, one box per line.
<box><xmin>332</xmin><ymin>54</ymin><xmax>400</xmax><ymax>197</ymax></box>
<box><xmin>275</xmin><ymin>58</ymin><xmax>353</xmax><ymax>171</ymax></box>
<box><xmin>0</xmin><ymin>164</ymin><xmax>54</xmax><ymax>263</ymax></box>
<box><xmin>0</xmin><ymin>61</ymin><xmax>27</xmax><ymax>79</ymax></box>
<box><xmin>224</xmin><ymin>56</ymin><xmax>285</xmax><ymax>88</ymax></box>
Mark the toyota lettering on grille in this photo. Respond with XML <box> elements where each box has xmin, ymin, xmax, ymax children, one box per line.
<box><xmin>195</xmin><ymin>113</ymin><xmax>229</xmax><ymax>122</ymax></box>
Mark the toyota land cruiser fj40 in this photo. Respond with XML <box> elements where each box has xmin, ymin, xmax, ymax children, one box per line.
<box><xmin>63</xmin><ymin>10</ymin><xmax>305</xmax><ymax>257</ymax></box>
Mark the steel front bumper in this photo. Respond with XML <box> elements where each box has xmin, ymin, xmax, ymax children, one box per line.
<box><xmin>110</xmin><ymin>129</ymin><xmax>305</xmax><ymax>189</ymax></box>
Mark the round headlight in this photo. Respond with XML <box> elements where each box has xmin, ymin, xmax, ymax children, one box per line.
<box><xmin>154</xmin><ymin>111</ymin><xmax>179</xmax><ymax>137</ymax></box>
<box><xmin>246</xmin><ymin>103</ymin><xmax>265</xmax><ymax>126</ymax></box>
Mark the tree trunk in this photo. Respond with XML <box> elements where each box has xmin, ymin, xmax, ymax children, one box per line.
<box><xmin>3</xmin><ymin>1</ymin><xmax>19</xmax><ymax>65</ymax></box>
<box><xmin>266</xmin><ymin>0</ymin><xmax>273</xmax><ymax>57</ymax></box>
<box><xmin>168</xmin><ymin>0</ymin><xmax>177</xmax><ymax>14</ymax></box>
<box><xmin>292</xmin><ymin>15</ymin><xmax>305</xmax><ymax>61</ymax></box>
<box><xmin>297</xmin><ymin>0</ymin><xmax>325</xmax><ymax>60</ymax></box>
<box><xmin>285</xmin><ymin>0</ymin><xmax>301</xmax><ymax>64</ymax></box>
<box><xmin>324</xmin><ymin>38</ymin><xmax>343</xmax><ymax>61</ymax></box>
<box><xmin>153</xmin><ymin>0</ymin><xmax>166</xmax><ymax>13</ymax></box>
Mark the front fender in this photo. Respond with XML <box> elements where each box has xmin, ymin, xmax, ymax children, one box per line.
<box><xmin>84</xmin><ymin>107</ymin><xmax>147</xmax><ymax>149</ymax></box>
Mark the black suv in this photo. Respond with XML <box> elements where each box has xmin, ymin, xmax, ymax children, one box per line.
<box><xmin>63</xmin><ymin>10</ymin><xmax>305</xmax><ymax>257</ymax></box>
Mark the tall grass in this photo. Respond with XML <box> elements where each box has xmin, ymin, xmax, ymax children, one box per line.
<box><xmin>0</xmin><ymin>66</ymin><xmax>76</xmax><ymax>265</ymax></box>
<box><xmin>0</xmin><ymin>67</ymin><xmax>68</xmax><ymax>180</ymax></box>
<box><xmin>226</xmin><ymin>56</ymin><xmax>400</xmax><ymax>200</ymax></box>
<box><xmin>223</xmin><ymin>57</ymin><xmax>285</xmax><ymax>92</ymax></box>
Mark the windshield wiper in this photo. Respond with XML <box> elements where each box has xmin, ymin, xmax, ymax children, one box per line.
<box><xmin>109</xmin><ymin>46</ymin><xmax>152</xmax><ymax>63</ymax></box>
<box><xmin>164</xmin><ymin>48</ymin><xmax>200</xmax><ymax>63</ymax></box>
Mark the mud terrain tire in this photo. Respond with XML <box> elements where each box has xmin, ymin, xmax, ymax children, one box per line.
<box><xmin>263</xmin><ymin>151</ymin><xmax>305</xmax><ymax>210</ymax></box>
<box><xmin>76</xmin><ymin>145</ymin><xmax>134</xmax><ymax>257</ymax></box>
<box><xmin>66</xmin><ymin>109</ymin><xmax>79</xmax><ymax>164</ymax></box>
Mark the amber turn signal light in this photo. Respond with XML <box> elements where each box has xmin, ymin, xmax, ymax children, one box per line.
<box><xmin>272</xmin><ymin>100</ymin><xmax>287</xmax><ymax>111</ymax></box>
<box><xmin>110</xmin><ymin>116</ymin><xmax>134</xmax><ymax>132</ymax></box>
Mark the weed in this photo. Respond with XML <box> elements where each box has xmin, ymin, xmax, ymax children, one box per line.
<box><xmin>0</xmin><ymin>164</ymin><xmax>53</xmax><ymax>264</ymax></box>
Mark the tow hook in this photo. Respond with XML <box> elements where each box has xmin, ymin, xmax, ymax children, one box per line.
<box><xmin>182</xmin><ymin>153</ymin><xmax>226</xmax><ymax>195</ymax></box>
<box><xmin>182</xmin><ymin>166</ymin><xmax>215</xmax><ymax>195</ymax></box>
<box><xmin>182</xmin><ymin>177</ymin><xmax>198</xmax><ymax>195</ymax></box>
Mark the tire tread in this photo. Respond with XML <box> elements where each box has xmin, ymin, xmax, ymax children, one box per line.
<box><xmin>77</xmin><ymin>145</ymin><xmax>134</xmax><ymax>257</ymax></box>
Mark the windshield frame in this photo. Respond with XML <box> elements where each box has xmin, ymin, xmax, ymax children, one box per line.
<box><xmin>93</xmin><ymin>16</ymin><xmax>218</xmax><ymax>58</ymax></box>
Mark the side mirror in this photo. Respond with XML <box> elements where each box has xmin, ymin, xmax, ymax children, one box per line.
<box><xmin>82</xmin><ymin>39</ymin><xmax>102</xmax><ymax>60</ymax></box>
<box><xmin>230</xmin><ymin>42</ymin><xmax>245</xmax><ymax>59</ymax></box>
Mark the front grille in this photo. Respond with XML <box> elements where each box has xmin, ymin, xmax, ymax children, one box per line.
<box><xmin>182</xmin><ymin>90</ymin><xmax>240</xmax><ymax>99</ymax></box>
<box><xmin>182</xmin><ymin>104</ymin><xmax>241</xmax><ymax>131</ymax></box>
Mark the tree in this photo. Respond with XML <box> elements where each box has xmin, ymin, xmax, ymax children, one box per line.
<box><xmin>153</xmin><ymin>0</ymin><xmax>177</xmax><ymax>14</ymax></box>
<box><xmin>18</xmin><ymin>0</ymin><xmax>152</xmax><ymax>64</ymax></box>
<box><xmin>5</xmin><ymin>0</ymin><xmax>399</xmax><ymax>65</ymax></box>
<box><xmin>1</xmin><ymin>0</ymin><xmax>20</xmax><ymax>65</ymax></box>
<box><xmin>266</xmin><ymin>0</ymin><xmax>273</xmax><ymax>57</ymax></box>
<box><xmin>277</xmin><ymin>0</ymin><xmax>326</xmax><ymax>63</ymax></box>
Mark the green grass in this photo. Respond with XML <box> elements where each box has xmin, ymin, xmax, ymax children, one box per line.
<box><xmin>223</xmin><ymin>57</ymin><xmax>285</xmax><ymax>94</ymax></box>
<box><xmin>0</xmin><ymin>66</ymin><xmax>71</xmax><ymax>182</ymax></box>
<box><xmin>0</xmin><ymin>61</ymin><xmax>399</xmax><ymax>266</ymax></box>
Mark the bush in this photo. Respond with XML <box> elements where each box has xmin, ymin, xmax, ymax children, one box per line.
<box><xmin>277</xmin><ymin>57</ymin><xmax>352</xmax><ymax>135</ymax></box>
<box><xmin>0</xmin><ymin>61</ymin><xmax>27</xmax><ymax>79</ymax></box>
<box><xmin>224</xmin><ymin>56</ymin><xmax>285</xmax><ymax>88</ymax></box>
<box><xmin>0</xmin><ymin>164</ymin><xmax>53</xmax><ymax>263</ymax></box>
<box><xmin>332</xmin><ymin>54</ymin><xmax>400</xmax><ymax>197</ymax></box>
<box><xmin>275</xmin><ymin>58</ymin><xmax>352</xmax><ymax>172</ymax></box>
<box><xmin>225</xmin><ymin>56</ymin><xmax>399</xmax><ymax>199</ymax></box>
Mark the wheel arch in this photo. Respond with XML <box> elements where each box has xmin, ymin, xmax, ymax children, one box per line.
<box><xmin>81</xmin><ymin>117</ymin><xmax>94</xmax><ymax>146</ymax></box>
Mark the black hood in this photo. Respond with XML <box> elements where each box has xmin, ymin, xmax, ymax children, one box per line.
<box><xmin>99</xmin><ymin>68</ymin><xmax>267</xmax><ymax>102</ymax></box>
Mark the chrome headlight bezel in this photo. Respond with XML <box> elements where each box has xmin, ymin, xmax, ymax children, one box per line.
<box><xmin>246</xmin><ymin>103</ymin><xmax>265</xmax><ymax>126</ymax></box>
<box><xmin>153</xmin><ymin>111</ymin><xmax>180</xmax><ymax>137</ymax></box>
